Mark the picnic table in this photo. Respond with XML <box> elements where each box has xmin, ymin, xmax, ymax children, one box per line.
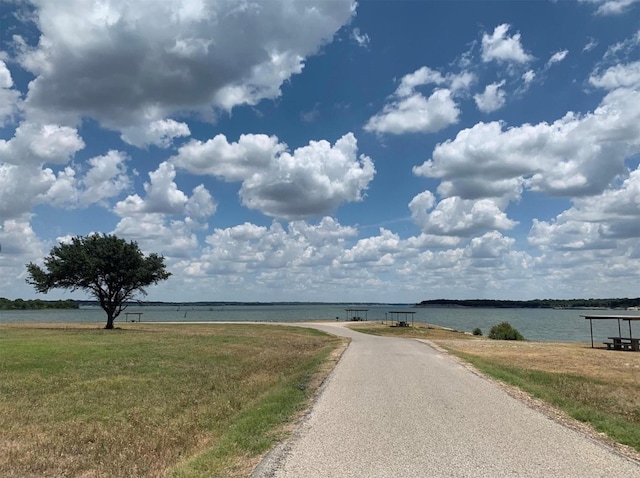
<box><xmin>125</xmin><ymin>312</ymin><xmax>143</xmax><ymax>322</ymax></box>
<box><xmin>387</xmin><ymin>311</ymin><xmax>415</xmax><ymax>327</ymax></box>
<box><xmin>345</xmin><ymin>309</ymin><xmax>368</xmax><ymax>321</ymax></box>
<box><xmin>605</xmin><ymin>337</ymin><xmax>640</xmax><ymax>351</ymax></box>
<box><xmin>582</xmin><ymin>314</ymin><xmax>640</xmax><ymax>351</ymax></box>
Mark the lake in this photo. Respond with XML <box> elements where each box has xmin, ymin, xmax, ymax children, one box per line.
<box><xmin>2</xmin><ymin>304</ymin><xmax>639</xmax><ymax>344</ymax></box>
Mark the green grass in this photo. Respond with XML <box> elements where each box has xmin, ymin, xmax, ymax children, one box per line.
<box><xmin>0</xmin><ymin>323</ymin><xmax>344</xmax><ymax>477</ymax></box>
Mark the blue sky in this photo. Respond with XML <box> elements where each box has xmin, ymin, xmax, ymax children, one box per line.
<box><xmin>1</xmin><ymin>0</ymin><xmax>639</xmax><ymax>303</ymax></box>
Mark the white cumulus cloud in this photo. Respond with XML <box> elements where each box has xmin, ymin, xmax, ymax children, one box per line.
<box><xmin>172</xmin><ymin>133</ymin><xmax>285</xmax><ymax>181</ymax></box>
<box><xmin>120</xmin><ymin>119</ymin><xmax>191</xmax><ymax>148</ymax></box>
<box><xmin>0</xmin><ymin>60</ymin><xmax>21</xmax><ymax>127</ymax></box>
<box><xmin>529</xmin><ymin>165</ymin><xmax>640</xmax><ymax>252</ymax></box>
<box><xmin>414</xmin><ymin>86</ymin><xmax>640</xmax><ymax>200</ymax></box>
<box><xmin>579</xmin><ymin>0</ymin><xmax>640</xmax><ymax>15</ymax></box>
<box><xmin>364</xmin><ymin>67</ymin><xmax>473</xmax><ymax>135</ymax></box>
<box><xmin>80</xmin><ymin>150</ymin><xmax>131</xmax><ymax>205</ymax></box>
<box><xmin>474</xmin><ymin>80</ymin><xmax>507</xmax><ymax>113</ymax></box>
<box><xmin>481</xmin><ymin>24</ymin><xmax>533</xmax><ymax>64</ymax></box>
<box><xmin>522</xmin><ymin>70</ymin><xmax>536</xmax><ymax>85</ymax></box>
<box><xmin>589</xmin><ymin>61</ymin><xmax>640</xmax><ymax>89</ymax></box>
<box><xmin>365</xmin><ymin>89</ymin><xmax>460</xmax><ymax>134</ymax></box>
<box><xmin>0</xmin><ymin>121</ymin><xmax>84</xmax><ymax>166</ymax></box>
<box><xmin>0</xmin><ymin>164</ymin><xmax>55</xmax><ymax>219</ymax></box>
<box><xmin>351</xmin><ymin>27</ymin><xmax>370</xmax><ymax>48</ymax></box>
<box><xmin>115</xmin><ymin>162</ymin><xmax>190</xmax><ymax>216</ymax></box>
<box><xmin>409</xmin><ymin>195</ymin><xmax>517</xmax><ymax>237</ymax></box>
<box><xmin>546</xmin><ymin>49</ymin><xmax>569</xmax><ymax>67</ymax></box>
<box><xmin>112</xmin><ymin>162</ymin><xmax>216</xmax><ymax>257</ymax></box>
<box><xmin>15</xmin><ymin>0</ymin><xmax>356</xmax><ymax>131</ymax></box>
<box><xmin>172</xmin><ymin>132</ymin><xmax>375</xmax><ymax>220</ymax></box>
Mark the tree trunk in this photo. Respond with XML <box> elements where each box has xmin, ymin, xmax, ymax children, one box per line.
<box><xmin>105</xmin><ymin>313</ymin><xmax>115</xmax><ymax>329</ymax></box>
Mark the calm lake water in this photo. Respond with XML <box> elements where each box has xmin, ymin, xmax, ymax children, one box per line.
<box><xmin>2</xmin><ymin>304</ymin><xmax>639</xmax><ymax>344</ymax></box>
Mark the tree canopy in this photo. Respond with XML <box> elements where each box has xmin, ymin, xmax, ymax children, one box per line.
<box><xmin>26</xmin><ymin>234</ymin><xmax>171</xmax><ymax>329</ymax></box>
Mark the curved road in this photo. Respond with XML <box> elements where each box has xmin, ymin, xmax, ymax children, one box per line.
<box><xmin>253</xmin><ymin>323</ymin><xmax>640</xmax><ymax>478</ymax></box>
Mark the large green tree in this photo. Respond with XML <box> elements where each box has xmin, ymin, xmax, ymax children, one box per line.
<box><xmin>26</xmin><ymin>234</ymin><xmax>171</xmax><ymax>329</ymax></box>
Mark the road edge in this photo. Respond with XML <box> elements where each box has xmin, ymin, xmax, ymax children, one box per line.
<box><xmin>419</xmin><ymin>338</ymin><xmax>640</xmax><ymax>467</ymax></box>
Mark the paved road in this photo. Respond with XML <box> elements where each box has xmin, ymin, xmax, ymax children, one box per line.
<box><xmin>253</xmin><ymin>323</ymin><xmax>640</xmax><ymax>478</ymax></box>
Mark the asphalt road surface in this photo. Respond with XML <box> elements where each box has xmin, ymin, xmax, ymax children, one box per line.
<box><xmin>253</xmin><ymin>323</ymin><xmax>640</xmax><ymax>478</ymax></box>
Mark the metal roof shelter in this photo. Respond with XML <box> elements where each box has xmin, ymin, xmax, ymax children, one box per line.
<box><xmin>388</xmin><ymin>310</ymin><xmax>415</xmax><ymax>327</ymax></box>
<box><xmin>582</xmin><ymin>315</ymin><xmax>640</xmax><ymax>348</ymax></box>
<box><xmin>345</xmin><ymin>308</ymin><xmax>368</xmax><ymax>321</ymax></box>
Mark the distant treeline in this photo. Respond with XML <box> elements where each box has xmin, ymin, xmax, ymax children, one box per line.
<box><xmin>74</xmin><ymin>300</ymin><xmax>403</xmax><ymax>307</ymax></box>
<box><xmin>0</xmin><ymin>298</ymin><xmax>79</xmax><ymax>310</ymax></box>
<box><xmin>417</xmin><ymin>298</ymin><xmax>640</xmax><ymax>309</ymax></box>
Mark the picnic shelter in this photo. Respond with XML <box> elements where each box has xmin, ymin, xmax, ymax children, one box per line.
<box><xmin>582</xmin><ymin>314</ymin><xmax>640</xmax><ymax>351</ymax></box>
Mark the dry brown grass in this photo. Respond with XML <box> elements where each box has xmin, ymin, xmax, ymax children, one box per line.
<box><xmin>433</xmin><ymin>338</ymin><xmax>640</xmax><ymax>387</ymax></box>
<box><xmin>347</xmin><ymin>321</ymin><xmax>475</xmax><ymax>340</ymax></box>
<box><xmin>0</xmin><ymin>323</ymin><xmax>345</xmax><ymax>478</ymax></box>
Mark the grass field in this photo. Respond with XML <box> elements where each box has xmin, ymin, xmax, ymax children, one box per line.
<box><xmin>4</xmin><ymin>320</ymin><xmax>639</xmax><ymax>476</ymax></box>
<box><xmin>0</xmin><ymin>323</ymin><xmax>345</xmax><ymax>477</ymax></box>
<box><xmin>349</xmin><ymin>321</ymin><xmax>640</xmax><ymax>456</ymax></box>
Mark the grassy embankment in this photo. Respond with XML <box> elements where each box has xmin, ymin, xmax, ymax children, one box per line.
<box><xmin>350</xmin><ymin>321</ymin><xmax>640</xmax><ymax>455</ymax></box>
<box><xmin>0</xmin><ymin>323</ymin><xmax>346</xmax><ymax>477</ymax></box>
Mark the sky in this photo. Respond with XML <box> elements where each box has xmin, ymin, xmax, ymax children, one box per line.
<box><xmin>0</xmin><ymin>0</ymin><xmax>639</xmax><ymax>303</ymax></box>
